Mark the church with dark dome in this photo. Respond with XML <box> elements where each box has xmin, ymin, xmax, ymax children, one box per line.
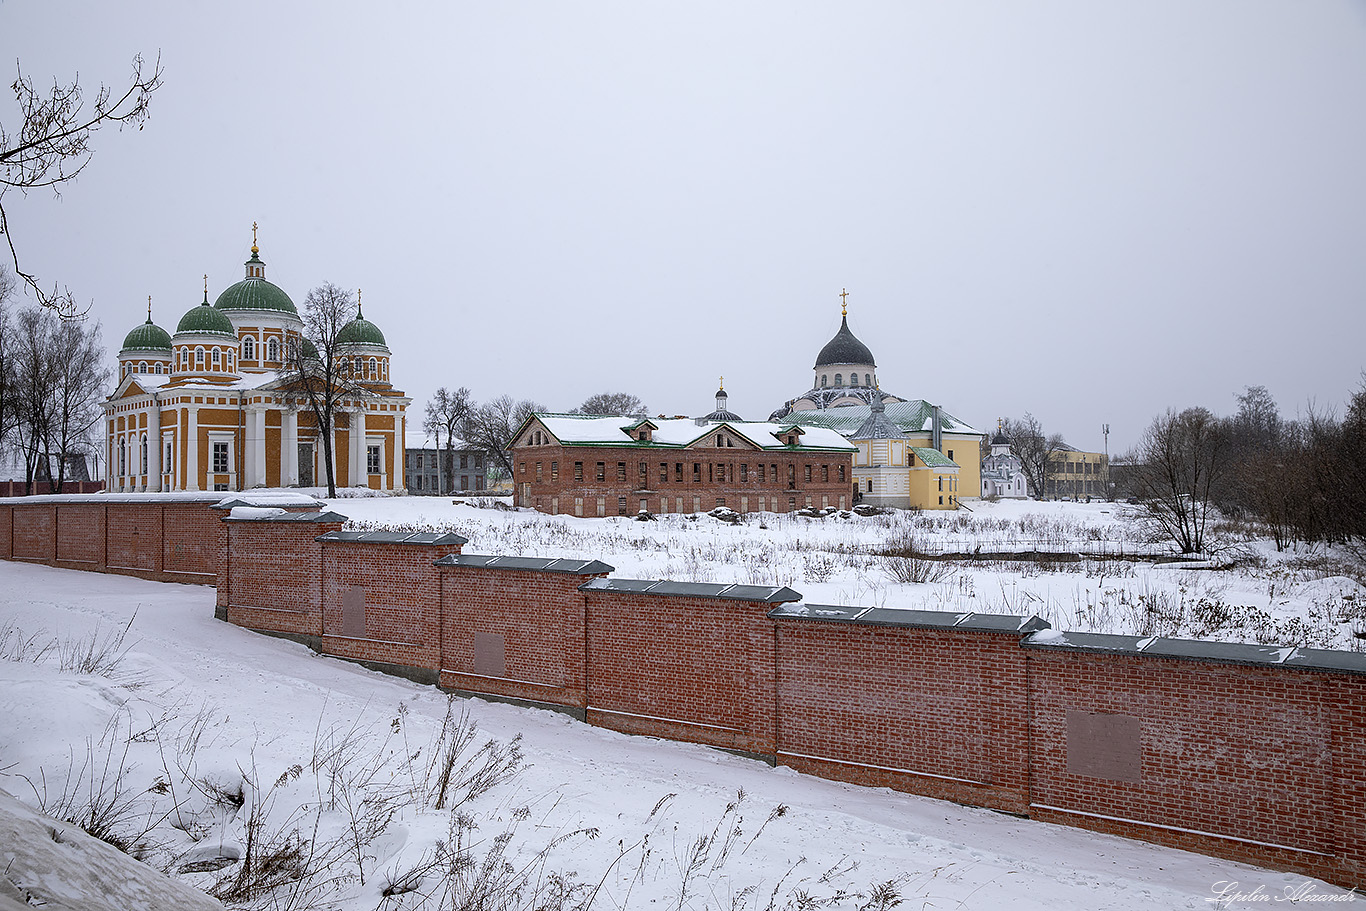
<box><xmin>104</xmin><ymin>227</ymin><xmax>410</xmax><ymax>493</ymax></box>
<box><xmin>768</xmin><ymin>293</ymin><xmax>905</xmax><ymax>420</ymax></box>
<box><xmin>768</xmin><ymin>291</ymin><xmax>984</xmax><ymax>510</ymax></box>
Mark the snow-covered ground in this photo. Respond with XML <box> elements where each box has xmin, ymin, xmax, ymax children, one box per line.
<box><xmin>1</xmin><ymin>497</ymin><xmax>1363</xmax><ymax>909</ymax></box>
<box><xmin>335</xmin><ymin>495</ymin><xmax>1366</xmax><ymax>651</ymax></box>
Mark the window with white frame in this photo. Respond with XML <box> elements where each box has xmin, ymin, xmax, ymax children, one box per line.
<box><xmin>267</xmin><ymin>337</ymin><xmax>279</xmax><ymax>362</ymax></box>
<box><xmin>366</xmin><ymin>445</ymin><xmax>381</xmax><ymax>474</ymax></box>
<box><xmin>212</xmin><ymin>441</ymin><xmax>229</xmax><ymax>474</ymax></box>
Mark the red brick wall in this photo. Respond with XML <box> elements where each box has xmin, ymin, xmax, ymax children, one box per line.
<box><xmin>162</xmin><ymin>503</ymin><xmax>221</xmax><ymax>579</ymax></box>
<box><xmin>0</xmin><ymin>504</ymin><xmax>11</xmax><ymax>558</ymax></box>
<box><xmin>1330</xmin><ymin>674</ymin><xmax>1366</xmax><ymax>885</ymax></box>
<box><xmin>1026</xmin><ymin>649</ymin><xmax>1347</xmax><ymax>879</ymax></box>
<box><xmin>774</xmin><ymin>622</ymin><xmax>1032</xmax><ymax>812</ymax></box>
<box><xmin>582</xmin><ymin>591</ymin><xmax>777</xmax><ymax>756</ymax></box>
<box><xmin>55</xmin><ymin>504</ymin><xmax>104</xmax><ymax>566</ymax></box>
<box><xmin>221</xmin><ymin>519</ymin><xmax>340</xmax><ymax>637</ymax></box>
<box><xmin>11</xmin><ymin>505</ymin><xmax>56</xmax><ymax>561</ymax></box>
<box><xmin>439</xmin><ymin>567</ymin><xmax>604</xmax><ymax>709</ymax></box>
<box><xmin>514</xmin><ymin>444</ymin><xmax>853</xmax><ymax>515</ymax></box>
<box><xmin>319</xmin><ymin>542</ymin><xmax>459</xmax><ymax>671</ymax></box>
<box><xmin>107</xmin><ymin>505</ymin><xmax>164</xmax><ymax>574</ymax></box>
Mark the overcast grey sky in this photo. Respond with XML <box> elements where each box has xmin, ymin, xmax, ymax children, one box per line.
<box><xmin>5</xmin><ymin>1</ymin><xmax>1365</xmax><ymax>453</ymax></box>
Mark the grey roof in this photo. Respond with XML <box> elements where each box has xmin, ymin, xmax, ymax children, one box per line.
<box><xmin>222</xmin><ymin>510</ymin><xmax>347</xmax><ymax>523</ymax></box>
<box><xmin>1023</xmin><ymin>631</ymin><xmax>1366</xmax><ymax>676</ymax></box>
<box><xmin>703</xmin><ymin>408</ymin><xmax>744</xmax><ymax>422</ymax></box>
<box><xmin>315</xmin><ymin>530</ymin><xmax>469</xmax><ymax>546</ymax></box>
<box><xmin>434</xmin><ymin>554</ymin><xmax>613</xmax><ymax>574</ymax></box>
<box><xmin>767</xmin><ymin>604</ymin><xmax>1049</xmax><ymax>634</ymax></box>
<box><xmin>814</xmin><ymin>314</ymin><xmax>875</xmax><ymax>367</ymax></box>
<box><xmin>848</xmin><ymin>408</ymin><xmax>906</xmax><ymax>441</ymax></box>
<box><xmin>580</xmin><ymin>578</ymin><xmax>802</xmax><ymax>603</ymax></box>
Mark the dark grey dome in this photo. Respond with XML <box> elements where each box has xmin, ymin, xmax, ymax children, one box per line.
<box><xmin>814</xmin><ymin>315</ymin><xmax>875</xmax><ymax>367</ymax></box>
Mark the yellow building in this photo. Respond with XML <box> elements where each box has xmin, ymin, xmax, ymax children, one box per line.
<box><xmin>104</xmin><ymin>233</ymin><xmax>409</xmax><ymax>493</ymax></box>
<box><xmin>1046</xmin><ymin>444</ymin><xmax>1110</xmax><ymax>500</ymax></box>
<box><xmin>769</xmin><ymin>295</ymin><xmax>983</xmax><ymax>510</ymax></box>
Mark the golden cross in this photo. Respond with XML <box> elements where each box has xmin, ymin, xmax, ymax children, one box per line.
<box><xmin>203</xmin><ymin>274</ymin><xmax>208</xmax><ymax>296</ymax></box>
<box><xmin>147</xmin><ymin>295</ymin><xmax>152</xmax><ymax>320</ymax></box>
<box><xmin>840</xmin><ymin>288</ymin><xmax>849</xmax><ymax>316</ymax></box>
<box><xmin>719</xmin><ymin>376</ymin><xmax>724</xmax><ymax>391</ymax></box>
<box><xmin>357</xmin><ymin>288</ymin><xmax>362</xmax><ymax>317</ymax></box>
<box><xmin>252</xmin><ymin>221</ymin><xmax>258</xmax><ymax>245</ymax></box>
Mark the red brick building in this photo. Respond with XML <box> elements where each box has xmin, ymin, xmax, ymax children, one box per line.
<box><xmin>510</xmin><ymin>414</ymin><xmax>857</xmax><ymax>516</ymax></box>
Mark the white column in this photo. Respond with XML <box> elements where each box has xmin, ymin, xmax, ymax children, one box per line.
<box><xmin>283</xmin><ymin>410</ymin><xmax>299</xmax><ymax>486</ymax></box>
<box><xmin>243</xmin><ymin>407</ymin><xmax>257</xmax><ymax>486</ymax></box>
<box><xmin>185</xmin><ymin>407</ymin><xmax>200</xmax><ymax>491</ymax></box>
<box><xmin>251</xmin><ymin>408</ymin><xmax>267</xmax><ymax>487</ymax></box>
<box><xmin>147</xmin><ymin>400</ymin><xmax>162</xmax><ymax>491</ymax></box>
<box><xmin>377</xmin><ymin>429</ymin><xmax>388</xmax><ymax>491</ymax></box>
<box><xmin>350</xmin><ymin>407</ymin><xmax>367</xmax><ymax>487</ymax></box>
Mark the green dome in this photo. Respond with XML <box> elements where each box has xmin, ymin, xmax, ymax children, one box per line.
<box><xmin>337</xmin><ymin>316</ymin><xmax>387</xmax><ymax>347</ymax></box>
<box><xmin>301</xmin><ymin>337</ymin><xmax>319</xmax><ymax>359</ymax></box>
<box><xmin>121</xmin><ymin>319</ymin><xmax>173</xmax><ymax>353</ymax></box>
<box><xmin>213</xmin><ymin>253</ymin><xmax>298</xmax><ymax>316</ymax></box>
<box><xmin>175</xmin><ymin>301</ymin><xmax>237</xmax><ymax>337</ymax></box>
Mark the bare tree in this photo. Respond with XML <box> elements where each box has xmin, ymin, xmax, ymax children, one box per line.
<box><xmin>45</xmin><ymin>315</ymin><xmax>108</xmax><ymax>491</ymax></box>
<box><xmin>423</xmin><ymin>386</ymin><xmax>473</xmax><ymax>495</ymax></box>
<box><xmin>1</xmin><ymin>54</ymin><xmax>163</xmax><ymax>316</ymax></box>
<box><xmin>281</xmin><ymin>283</ymin><xmax>363</xmax><ymax>497</ymax></box>
<box><xmin>1003</xmin><ymin>414</ymin><xmax>1065</xmax><ymax>499</ymax></box>
<box><xmin>0</xmin><ymin>265</ymin><xmax>18</xmax><ymax>454</ymax></box>
<box><xmin>463</xmin><ymin>395</ymin><xmax>544</xmax><ymax>478</ymax></box>
<box><xmin>571</xmin><ymin>391</ymin><xmax>647</xmax><ymax>416</ymax></box>
<box><xmin>11</xmin><ymin>306</ymin><xmax>58</xmax><ymax>491</ymax></box>
<box><xmin>1132</xmin><ymin>407</ymin><xmax>1230</xmax><ymax>554</ymax></box>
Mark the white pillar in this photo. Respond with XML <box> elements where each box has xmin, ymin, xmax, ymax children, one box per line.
<box><xmin>147</xmin><ymin>400</ymin><xmax>162</xmax><ymax>491</ymax></box>
<box><xmin>350</xmin><ymin>407</ymin><xmax>367</xmax><ymax>487</ymax></box>
<box><xmin>185</xmin><ymin>407</ymin><xmax>200</xmax><ymax>491</ymax></box>
<box><xmin>283</xmin><ymin>410</ymin><xmax>299</xmax><ymax>486</ymax></box>
<box><xmin>377</xmin><ymin>429</ymin><xmax>388</xmax><ymax>491</ymax></box>
<box><xmin>251</xmin><ymin>408</ymin><xmax>267</xmax><ymax>487</ymax></box>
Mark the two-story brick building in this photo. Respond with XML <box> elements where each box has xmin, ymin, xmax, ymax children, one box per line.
<box><xmin>509</xmin><ymin>413</ymin><xmax>857</xmax><ymax>516</ymax></box>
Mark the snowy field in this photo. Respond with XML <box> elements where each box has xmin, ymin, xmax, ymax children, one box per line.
<box><xmin>333</xmin><ymin>495</ymin><xmax>1366</xmax><ymax>651</ymax></box>
<box><xmin>1</xmin><ymin>559</ymin><xmax>1359</xmax><ymax>910</ymax></box>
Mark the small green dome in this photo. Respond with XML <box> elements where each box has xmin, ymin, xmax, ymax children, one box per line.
<box><xmin>176</xmin><ymin>301</ymin><xmax>237</xmax><ymax>337</ymax></box>
<box><xmin>121</xmin><ymin>319</ymin><xmax>173</xmax><ymax>353</ymax></box>
<box><xmin>213</xmin><ymin>253</ymin><xmax>299</xmax><ymax>316</ymax></box>
<box><xmin>337</xmin><ymin>316</ymin><xmax>387</xmax><ymax>347</ymax></box>
<box><xmin>301</xmin><ymin>337</ymin><xmax>319</xmax><ymax>359</ymax></box>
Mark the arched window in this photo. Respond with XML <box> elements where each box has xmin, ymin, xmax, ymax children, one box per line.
<box><xmin>179</xmin><ymin>349</ymin><xmax>188</xmax><ymax>368</ymax></box>
<box><xmin>211</xmin><ymin>348</ymin><xmax>221</xmax><ymax>367</ymax></box>
<box><xmin>834</xmin><ymin>374</ymin><xmax>843</xmax><ymax>387</ymax></box>
<box><xmin>140</xmin><ymin>435</ymin><xmax>148</xmax><ymax>474</ymax></box>
<box><xmin>267</xmin><ymin>338</ymin><xmax>279</xmax><ymax>363</ymax></box>
<box><xmin>341</xmin><ymin>358</ymin><xmax>351</xmax><ymax>377</ymax></box>
<box><xmin>368</xmin><ymin>357</ymin><xmax>377</xmax><ymax>378</ymax></box>
<box><xmin>243</xmin><ymin>336</ymin><xmax>255</xmax><ymax>361</ymax></box>
<box><xmin>195</xmin><ymin>347</ymin><xmax>205</xmax><ymax>367</ymax></box>
<box><xmin>849</xmin><ymin>374</ymin><xmax>857</xmax><ymax>387</ymax></box>
<box><xmin>122</xmin><ymin>364</ymin><xmax>130</xmax><ymax>378</ymax></box>
<box><xmin>353</xmin><ymin>356</ymin><xmax>362</xmax><ymax>376</ymax></box>
<box><xmin>227</xmin><ymin>350</ymin><xmax>234</xmax><ymax>369</ymax></box>
<box><xmin>865</xmin><ymin>374</ymin><xmax>871</xmax><ymax>386</ymax></box>
<box><xmin>820</xmin><ymin>375</ymin><xmax>827</xmax><ymax>388</ymax></box>
<box><xmin>119</xmin><ymin>438</ymin><xmax>127</xmax><ymax>477</ymax></box>
<box><xmin>138</xmin><ymin>361</ymin><xmax>148</xmax><ymax>373</ymax></box>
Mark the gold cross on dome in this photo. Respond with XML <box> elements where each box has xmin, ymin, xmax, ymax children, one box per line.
<box><xmin>147</xmin><ymin>295</ymin><xmax>152</xmax><ymax>320</ymax></box>
<box><xmin>840</xmin><ymin>288</ymin><xmax>849</xmax><ymax>316</ymax></box>
<box><xmin>252</xmin><ymin>222</ymin><xmax>258</xmax><ymax>245</ymax></box>
<box><xmin>719</xmin><ymin>376</ymin><xmax>724</xmax><ymax>391</ymax></box>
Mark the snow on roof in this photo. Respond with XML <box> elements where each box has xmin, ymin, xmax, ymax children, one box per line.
<box><xmin>790</xmin><ymin>400</ymin><xmax>982</xmax><ymax>437</ymax></box>
<box><xmin>533</xmin><ymin>414</ymin><xmax>856</xmax><ymax>451</ymax></box>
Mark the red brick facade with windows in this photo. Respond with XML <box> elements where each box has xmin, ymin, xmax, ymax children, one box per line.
<box><xmin>7</xmin><ymin>499</ymin><xmax>1366</xmax><ymax>888</ymax></box>
<box><xmin>513</xmin><ymin>443</ymin><xmax>854</xmax><ymax>516</ymax></box>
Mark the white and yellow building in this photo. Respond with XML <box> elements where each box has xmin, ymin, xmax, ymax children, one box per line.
<box><xmin>769</xmin><ymin>295</ymin><xmax>984</xmax><ymax>509</ymax></box>
<box><xmin>104</xmin><ymin>233</ymin><xmax>409</xmax><ymax>492</ymax></box>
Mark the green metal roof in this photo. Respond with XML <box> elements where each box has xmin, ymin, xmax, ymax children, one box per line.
<box><xmin>175</xmin><ymin>301</ymin><xmax>237</xmax><ymax>337</ymax></box>
<box><xmin>213</xmin><ymin>254</ymin><xmax>298</xmax><ymax>315</ymax></box>
<box><xmin>337</xmin><ymin>315</ymin><xmax>387</xmax><ymax>347</ymax></box>
<box><xmin>121</xmin><ymin>319</ymin><xmax>173</xmax><ymax>353</ymax></box>
<box><xmin>910</xmin><ymin>447</ymin><xmax>959</xmax><ymax>468</ymax></box>
<box><xmin>786</xmin><ymin>400</ymin><xmax>981</xmax><ymax>437</ymax></box>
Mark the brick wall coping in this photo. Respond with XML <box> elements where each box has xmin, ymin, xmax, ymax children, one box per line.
<box><xmin>580</xmin><ymin>578</ymin><xmax>803</xmax><ymax>603</ymax></box>
<box><xmin>212</xmin><ymin>494</ymin><xmax>328</xmax><ymax>510</ymax></box>
<box><xmin>768</xmin><ymin>603</ymin><xmax>1050</xmax><ymax>634</ymax></box>
<box><xmin>0</xmin><ymin>492</ymin><xmax>224</xmax><ymax>505</ymax></box>
<box><xmin>1023</xmin><ymin>629</ymin><xmax>1366</xmax><ymax>675</ymax></box>
<box><xmin>315</xmin><ymin>529</ymin><xmax>469</xmax><ymax>546</ymax></box>
<box><xmin>222</xmin><ymin>510</ymin><xmax>348</xmax><ymax>524</ymax></box>
<box><xmin>434</xmin><ymin>554</ymin><xmax>614</xmax><ymax>574</ymax></box>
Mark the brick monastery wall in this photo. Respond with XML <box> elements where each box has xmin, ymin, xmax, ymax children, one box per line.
<box><xmin>4</xmin><ymin>498</ymin><xmax>1366</xmax><ymax>888</ymax></box>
